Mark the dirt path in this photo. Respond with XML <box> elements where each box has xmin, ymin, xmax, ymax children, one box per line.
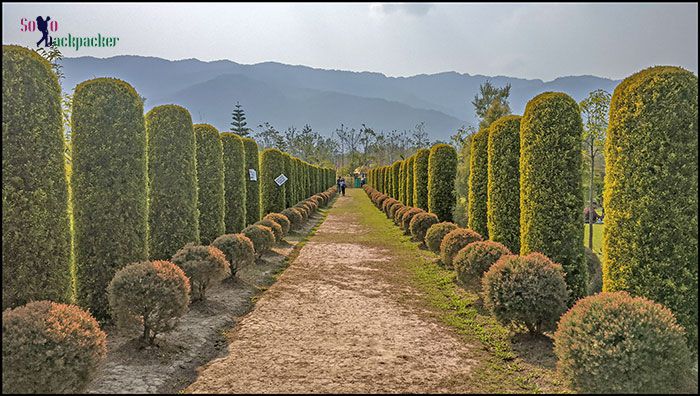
<box><xmin>186</xmin><ymin>190</ymin><xmax>479</xmax><ymax>393</ymax></box>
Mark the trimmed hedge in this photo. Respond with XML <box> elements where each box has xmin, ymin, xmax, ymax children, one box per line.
<box><xmin>391</xmin><ymin>161</ymin><xmax>401</xmax><ymax>199</ymax></box>
<box><xmin>520</xmin><ymin>92</ymin><xmax>586</xmax><ymax>303</ymax></box>
<box><xmin>399</xmin><ymin>160</ymin><xmax>406</xmax><ymax>204</ymax></box>
<box><xmin>483</xmin><ymin>252</ymin><xmax>569</xmax><ymax>334</ymax></box>
<box><xmin>413</xmin><ymin>148</ymin><xmax>430</xmax><ymax>210</ymax></box>
<box><xmin>211</xmin><ymin>233</ymin><xmax>255</xmax><ymax>276</ymax></box>
<box><xmin>221</xmin><ymin>132</ymin><xmax>247</xmax><ymax>233</ymax></box>
<box><xmin>256</xmin><ymin>218</ymin><xmax>283</xmax><ymax>243</ymax></box>
<box><xmin>260</xmin><ymin>148</ymin><xmax>286</xmax><ymax>215</ymax></box>
<box><xmin>439</xmin><ymin>228</ymin><xmax>482</xmax><ymax>268</ymax></box>
<box><xmin>2</xmin><ymin>45</ymin><xmax>72</xmax><ymax>309</ymax></box>
<box><xmin>405</xmin><ymin>156</ymin><xmax>415</xmax><ymax>207</ymax></box>
<box><xmin>194</xmin><ymin>124</ymin><xmax>225</xmax><ymax>245</ymax></box>
<box><xmin>2</xmin><ymin>301</ymin><xmax>107</xmax><ymax>394</ymax></box>
<box><xmin>453</xmin><ymin>241</ymin><xmax>511</xmax><ymax>286</ymax></box>
<box><xmin>554</xmin><ymin>291</ymin><xmax>692</xmax><ymax>393</ymax></box>
<box><xmin>603</xmin><ymin>66</ymin><xmax>698</xmax><ymax>349</ymax></box>
<box><xmin>401</xmin><ymin>208</ymin><xmax>423</xmax><ymax>234</ymax></box>
<box><xmin>282</xmin><ymin>207</ymin><xmax>303</xmax><ymax>230</ymax></box>
<box><xmin>428</xmin><ymin>144</ymin><xmax>457</xmax><ymax>222</ymax></box>
<box><xmin>171</xmin><ymin>244</ymin><xmax>230</xmax><ymax>301</ymax></box>
<box><xmin>283</xmin><ymin>152</ymin><xmax>294</xmax><ymax>208</ymax></box>
<box><xmin>409</xmin><ymin>212</ymin><xmax>439</xmax><ymax>245</ymax></box>
<box><xmin>487</xmin><ymin>115</ymin><xmax>521</xmax><ymax>253</ymax></box>
<box><xmin>468</xmin><ymin>128</ymin><xmax>489</xmax><ymax>238</ymax></box>
<box><xmin>146</xmin><ymin>105</ymin><xmax>199</xmax><ymax>260</ymax></box>
<box><xmin>425</xmin><ymin>222</ymin><xmax>459</xmax><ymax>254</ymax></box>
<box><xmin>108</xmin><ymin>260</ymin><xmax>190</xmax><ymax>344</ymax></box>
<box><xmin>72</xmin><ymin>78</ymin><xmax>148</xmax><ymax>320</ymax></box>
<box><xmin>241</xmin><ymin>224</ymin><xmax>274</xmax><ymax>257</ymax></box>
<box><xmin>241</xmin><ymin>137</ymin><xmax>260</xmax><ymax>225</ymax></box>
<box><xmin>264</xmin><ymin>213</ymin><xmax>291</xmax><ymax>236</ymax></box>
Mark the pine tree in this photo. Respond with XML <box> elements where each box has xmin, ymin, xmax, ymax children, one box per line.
<box><xmin>230</xmin><ymin>101</ymin><xmax>251</xmax><ymax>136</ymax></box>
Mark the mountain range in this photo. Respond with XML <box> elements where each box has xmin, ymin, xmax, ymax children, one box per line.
<box><xmin>58</xmin><ymin>55</ymin><xmax>620</xmax><ymax>141</ymax></box>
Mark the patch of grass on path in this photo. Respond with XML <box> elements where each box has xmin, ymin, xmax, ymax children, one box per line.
<box><xmin>583</xmin><ymin>223</ymin><xmax>603</xmax><ymax>256</ymax></box>
<box><xmin>337</xmin><ymin>188</ymin><xmax>568</xmax><ymax>393</ymax></box>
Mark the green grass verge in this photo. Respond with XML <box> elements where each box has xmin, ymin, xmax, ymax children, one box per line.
<box><xmin>583</xmin><ymin>223</ymin><xmax>604</xmax><ymax>256</ymax></box>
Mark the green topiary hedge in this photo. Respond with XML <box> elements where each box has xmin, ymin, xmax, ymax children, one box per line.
<box><xmin>468</xmin><ymin>128</ymin><xmax>489</xmax><ymax>238</ymax></box>
<box><xmin>72</xmin><ymin>78</ymin><xmax>148</xmax><ymax>320</ymax></box>
<box><xmin>391</xmin><ymin>161</ymin><xmax>401</xmax><ymax>199</ymax></box>
<box><xmin>260</xmin><ymin>148</ymin><xmax>286</xmax><ymax>215</ymax></box>
<box><xmin>487</xmin><ymin>115</ymin><xmax>521</xmax><ymax>254</ymax></box>
<box><xmin>194</xmin><ymin>124</ymin><xmax>225</xmax><ymax>245</ymax></box>
<box><xmin>413</xmin><ymin>149</ymin><xmax>430</xmax><ymax>210</ymax></box>
<box><xmin>439</xmin><ymin>228</ymin><xmax>482</xmax><ymax>268</ymax></box>
<box><xmin>428</xmin><ymin>144</ymin><xmax>457</xmax><ymax>222</ymax></box>
<box><xmin>453</xmin><ymin>240</ymin><xmax>511</xmax><ymax>286</ymax></box>
<box><xmin>211</xmin><ymin>233</ymin><xmax>255</xmax><ymax>276</ymax></box>
<box><xmin>399</xmin><ymin>160</ymin><xmax>406</xmax><ymax>204</ymax></box>
<box><xmin>146</xmin><ymin>105</ymin><xmax>199</xmax><ymax>260</ymax></box>
<box><xmin>221</xmin><ymin>132</ymin><xmax>247</xmax><ymax>233</ymax></box>
<box><xmin>2</xmin><ymin>301</ymin><xmax>107</xmax><ymax>393</ymax></box>
<box><xmin>425</xmin><ymin>222</ymin><xmax>459</xmax><ymax>254</ymax></box>
<box><xmin>283</xmin><ymin>153</ymin><xmax>294</xmax><ymax>208</ymax></box>
<box><xmin>241</xmin><ymin>137</ymin><xmax>260</xmax><ymax>225</ymax></box>
<box><xmin>603</xmin><ymin>66</ymin><xmax>698</xmax><ymax>349</ymax></box>
<box><xmin>520</xmin><ymin>92</ymin><xmax>586</xmax><ymax>303</ymax></box>
<box><xmin>171</xmin><ymin>244</ymin><xmax>230</xmax><ymax>301</ymax></box>
<box><xmin>554</xmin><ymin>291</ymin><xmax>692</xmax><ymax>393</ymax></box>
<box><xmin>2</xmin><ymin>45</ymin><xmax>72</xmax><ymax>309</ymax></box>
<box><xmin>409</xmin><ymin>212</ymin><xmax>439</xmax><ymax>245</ymax></box>
<box><xmin>405</xmin><ymin>156</ymin><xmax>415</xmax><ymax>207</ymax></box>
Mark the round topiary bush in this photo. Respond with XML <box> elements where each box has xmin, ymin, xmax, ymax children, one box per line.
<box><xmin>282</xmin><ymin>208</ymin><xmax>304</xmax><ymax>230</ymax></box>
<box><xmin>2</xmin><ymin>45</ymin><xmax>72</xmax><ymax>310</ymax></box>
<box><xmin>2</xmin><ymin>300</ymin><xmax>107</xmax><ymax>393</ymax></box>
<box><xmin>376</xmin><ymin>193</ymin><xmax>389</xmax><ymax>209</ymax></box>
<box><xmin>584</xmin><ymin>247</ymin><xmax>602</xmax><ymax>295</ymax></box>
<box><xmin>146</xmin><ymin>105</ymin><xmax>199</xmax><ymax>260</ymax></box>
<box><xmin>265</xmin><ymin>213</ymin><xmax>291</xmax><ymax>236</ymax></box>
<box><xmin>520</xmin><ymin>92</ymin><xmax>586</xmax><ymax>304</ymax></box>
<box><xmin>428</xmin><ymin>144</ymin><xmax>457</xmax><ymax>222</ymax></box>
<box><xmin>487</xmin><ymin>115</ymin><xmax>521</xmax><ymax>254</ymax></box>
<box><xmin>72</xmin><ymin>77</ymin><xmax>148</xmax><ymax>320</ymax></box>
<box><xmin>413</xmin><ymin>149</ymin><xmax>430</xmax><ymax>211</ymax></box>
<box><xmin>108</xmin><ymin>260</ymin><xmax>190</xmax><ymax>344</ymax></box>
<box><xmin>554</xmin><ymin>291</ymin><xmax>692</xmax><ymax>393</ymax></box>
<box><xmin>294</xmin><ymin>205</ymin><xmax>309</xmax><ymax>222</ymax></box>
<box><xmin>401</xmin><ymin>208</ymin><xmax>424</xmax><ymax>234</ymax></box>
<box><xmin>393</xmin><ymin>205</ymin><xmax>408</xmax><ymax>225</ymax></box>
<box><xmin>482</xmin><ymin>252</ymin><xmax>569</xmax><ymax>334</ymax></box>
<box><xmin>256</xmin><ymin>218</ymin><xmax>283</xmax><ymax>243</ymax></box>
<box><xmin>425</xmin><ymin>222</ymin><xmax>459</xmax><ymax>254</ymax></box>
<box><xmin>241</xmin><ymin>137</ymin><xmax>261</xmax><ymax>225</ymax></box>
<box><xmin>383</xmin><ymin>198</ymin><xmax>399</xmax><ymax>217</ymax></box>
<box><xmin>211</xmin><ymin>233</ymin><xmax>255</xmax><ymax>276</ymax></box>
<box><xmin>171</xmin><ymin>244</ymin><xmax>231</xmax><ymax>301</ymax></box>
<box><xmin>453</xmin><ymin>241</ymin><xmax>511</xmax><ymax>286</ymax></box>
<box><xmin>389</xmin><ymin>202</ymin><xmax>405</xmax><ymax>221</ymax></box>
<box><xmin>468</xmin><ymin>128</ymin><xmax>489</xmax><ymax>238</ymax></box>
<box><xmin>439</xmin><ymin>228</ymin><xmax>483</xmax><ymax>268</ymax></box>
<box><xmin>241</xmin><ymin>224</ymin><xmax>275</xmax><ymax>257</ymax></box>
<box><xmin>603</xmin><ymin>66</ymin><xmax>698</xmax><ymax>349</ymax></box>
<box><xmin>410</xmin><ymin>212</ymin><xmax>439</xmax><ymax>245</ymax></box>
<box><xmin>194</xmin><ymin>124</ymin><xmax>225</xmax><ymax>245</ymax></box>
<box><xmin>221</xmin><ymin>132</ymin><xmax>247</xmax><ymax>233</ymax></box>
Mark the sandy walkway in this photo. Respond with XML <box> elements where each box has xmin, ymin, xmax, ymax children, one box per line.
<box><xmin>186</xmin><ymin>192</ymin><xmax>478</xmax><ymax>393</ymax></box>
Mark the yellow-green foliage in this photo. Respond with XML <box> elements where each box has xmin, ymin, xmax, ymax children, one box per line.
<box><xmin>260</xmin><ymin>148</ymin><xmax>286</xmax><ymax>215</ymax></box>
<box><xmin>221</xmin><ymin>132</ymin><xmax>247</xmax><ymax>233</ymax></box>
<box><xmin>413</xmin><ymin>148</ymin><xmax>430</xmax><ymax>210</ymax></box>
<box><xmin>146</xmin><ymin>105</ymin><xmax>199</xmax><ymax>260</ymax></box>
<box><xmin>194</xmin><ymin>124</ymin><xmax>225</xmax><ymax>245</ymax></box>
<box><xmin>390</xmin><ymin>161</ymin><xmax>401</xmax><ymax>199</ymax></box>
<box><xmin>405</xmin><ymin>156</ymin><xmax>415</xmax><ymax>207</ymax></box>
<box><xmin>487</xmin><ymin>115</ymin><xmax>521</xmax><ymax>253</ymax></box>
<box><xmin>241</xmin><ymin>137</ymin><xmax>260</xmax><ymax>225</ymax></box>
<box><xmin>520</xmin><ymin>92</ymin><xmax>586</xmax><ymax>303</ymax></box>
<box><xmin>428</xmin><ymin>144</ymin><xmax>457</xmax><ymax>222</ymax></box>
<box><xmin>399</xmin><ymin>160</ymin><xmax>406</xmax><ymax>204</ymax></box>
<box><xmin>468</xmin><ymin>128</ymin><xmax>489</xmax><ymax>238</ymax></box>
<box><xmin>425</xmin><ymin>221</ymin><xmax>459</xmax><ymax>253</ymax></box>
<box><xmin>603</xmin><ymin>66</ymin><xmax>698</xmax><ymax>348</ymax></box>
<box><xmin>283</xmin><ymin>153</ymin><xmax>294</xmax><ymax>208</ymax></box>
<box><xmin>2</xmin><ymin>45</ymin><xmax>71</xmax><ymax>309</ymax></box>
<box><xmin>72</xmin><ymin>78</ymin><xmax>148</xmax><ymax>320</ymax></box>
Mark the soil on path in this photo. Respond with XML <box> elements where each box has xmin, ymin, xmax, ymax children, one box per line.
<box><xmin>186</xmin><ymin>190</ymin><xmax>479</xmax><ymax>393</ymax></box>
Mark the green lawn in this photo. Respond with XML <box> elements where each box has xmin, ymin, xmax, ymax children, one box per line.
<box><xmin>583</xmin><ymin>223</ymin><xmax>604</xmax><ymax>256</ymax></box>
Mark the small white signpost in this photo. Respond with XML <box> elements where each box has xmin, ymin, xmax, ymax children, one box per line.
<box><xmin>274</xmin><ymin>173</ymin><xmax>288</xmax><ymax>186</ymax></box>
<box><xmin>249</xmin><ymin>169</ymin><xmax>257</xmax><ymax>181</ymax></box>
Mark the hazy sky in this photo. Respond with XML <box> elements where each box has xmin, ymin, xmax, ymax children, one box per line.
<box><xmin>3</xmin><ymin>3</ymin><xmax>697</xmax><ymax>81</ymax></box>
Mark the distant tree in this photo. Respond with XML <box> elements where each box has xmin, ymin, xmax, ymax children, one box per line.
<box><xmin>411</xmin><ymin>121</ymin><xmax>431</xmax><ymax>148</ymax></box>
<box><xmin>451</xmin><ymin>125</ymin><xmax>477</xmax><ymax>226</ymax></box>
<box><xmin>230</xmin><ymin>102</ymin><xmax>251</xmax><ymax>136</ymax></box>
<box><xmin>579</xmin><ymin>89</ymin><xmax>611</xmax><ymax>249</ymax></box>
<box><xmin>472</xmin><ymin>81</ymin><xmax>511</xmax><ymax>130</ymax></box>
<box><xmin>255</xmin><ymin>122</ymin><xmax>285</xmax><ymax>150</ymax></box>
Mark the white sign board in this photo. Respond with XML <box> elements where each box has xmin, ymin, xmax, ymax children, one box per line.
<box><xmin>248</xmin><ymin>169</ymin><xmax>257</xmax><ymax>181</ymax></box>
<box><xmin>274</xmin><ymin>173</ymin><xmax>288</xmax><ymax>186</ymax></box>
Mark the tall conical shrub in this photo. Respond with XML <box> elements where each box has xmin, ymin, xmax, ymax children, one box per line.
<box><xmin>603</xmin><ymin>66</ymin><xmax>698</xmax><ymax>349</ymax></box>
<box><xmin>146</xmin><ymin>105</ymin><xmax>199</xmax><ymax>260</ymax></box>
<box><xmin>468</xmin><ymin>128</ymin><xmax>489</xmax><ymax>238</ymax></box>
<box><xmin>2</xmin><ymin>45</ymin><xmax>72</xmax><ymax>309</ymax></box>
<box><xmin>487</xmin><ymin>115</ymin><xmax>521</xmax><ymax>254</ymax></box>
<box><xmin>241</xmin><ymin>137</ymin><xmax>260</xmax><ymax>225</ymax></box>
<box><xmin>391</xmin><ymin>161</ymin><xmax>401</xmax><ymax>199</ymax></box>
<box><xmin>283</xmin><ymin>152</ymin><xmax>294</xmax><ymax>208</ymax></box>
<box><xmin>520</xmin><ymin>92</ymin><xmax>586</xmax><ymax>303</ymax></box>
<box><xmin>428</xmin><ymin>144</ymin><xmax>457</xmax><ymax>222</ymax></box>
<box><xmin>194</xmin><ymin>124</ymin><xmax>225</xmax><ymax>245</ymax></box>
<box><xmin>221</xmin><ymin>132</ymin><xmax>247</xmax><ymax>233</ymax></box>
<box><xmin>413</xmin><ymin>148</ymin><xmax>430</xmax><ymax>210</ymax></box>
<box><xmin>260</xmin><ymin>148</ymin><xmax>286</xmax><ymax>214</ymax></box>
<box><xmin>72</xmin><ymin>78</ymin><xmax>148</xmax><ymax>319</ymax></box>
<box><xmin>405</xmin><ymin>156</ymin><xmax>415</xmax><ymax>207</ymax></box>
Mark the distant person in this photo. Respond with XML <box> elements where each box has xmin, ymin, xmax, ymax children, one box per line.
<box><xmin>340</xmin><ymin>179</ymin><xmax>346</xmax><ymax>196</ymax></box>
<box><xmin>361</xmin><ymin>175</ymin><xmax>366</xmax><ymax>187</ymax></box>
<box><xmin>336</xmin><ymin>177</ymin><xmax>342</xmax><ymax>192</ymax></box>
<box><xmin>36</xmin><ymin>16</ymin><xmax>51</xmax><ymax>47</ymax></box>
